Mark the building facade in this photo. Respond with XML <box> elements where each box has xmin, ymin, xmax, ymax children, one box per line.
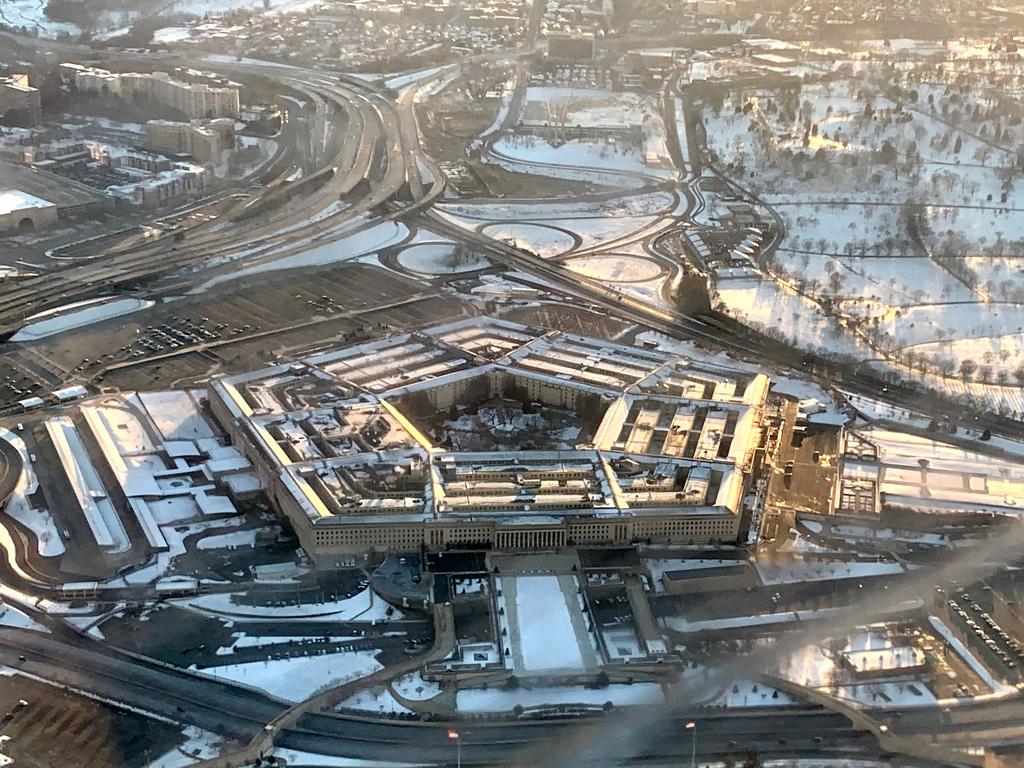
<box><xmin>63</xmin><ymin>64</ymin><xmax>241</xmax><ymax>119</ymax></box>
<box><xmin>0</xmin><ymin>74</ymin><xmax>41</xmax><ymax>125</ymax></box>
<box><xmin>146</xmin><ymin>118</ymin><xmax>235</xmax><ymax>163</ymax></box>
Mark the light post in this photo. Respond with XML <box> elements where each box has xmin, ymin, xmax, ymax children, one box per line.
<box><xmin>448</xmin><ymin>729</ymin><xmax>462</xmax><ymax>768</ymax></box>
<box><xmin>684</xmin><ymin>721</ymin><xmax>696</xmax><ymax>768</ymax></box>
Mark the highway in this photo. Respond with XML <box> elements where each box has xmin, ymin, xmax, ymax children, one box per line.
<box><xmin>0</xmin><ymin>63</ymin><xmax>444</xmax><ymax>340</ymax></box>
<box><xmin>2</xmin><ymin>15</ymin><xmax>1024</xmax><ymax>768</ymax></box>
<box><xmin>0</xmin><ymin>629</ymin><xmax>891</xmax><ymax>767</ymax></box>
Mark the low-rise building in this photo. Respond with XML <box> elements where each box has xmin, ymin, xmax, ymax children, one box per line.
<box><xmin>105</xmin><ymin>162</ymin><xmax>209</xmax><ymax>207</ymax></box>
<box><xmin>0</xmin><ymin>74</ymin><xmax>41</xmax><ymax>125</ymax></box>
<box><xmin>0</xmin><ymin>189</ymin><xmax>58</xmax><ymax>233</ymax></box>
<box><xmin>146</xmin><ymin>118</ymin><xmax>235</xmax><ymax>163</ymax></box>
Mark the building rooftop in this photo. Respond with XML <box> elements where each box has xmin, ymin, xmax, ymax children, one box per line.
<box><xmin>208</xmin><ymin>318</ymin><xmax>771</xmax><ymax>532</ymax></box>
<box><xmin>0</xmin><ymin>189</ymin><xmax>55</xmax><ymax>215</ymax></box>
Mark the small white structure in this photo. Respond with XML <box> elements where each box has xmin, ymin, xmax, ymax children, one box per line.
<box><xmin>0</xmin><ymin>189</ymin><xmax>57</xmax><ymax>234</ymax></box>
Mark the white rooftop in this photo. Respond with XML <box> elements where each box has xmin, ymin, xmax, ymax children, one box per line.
<box><xmin>0</xmin><ymin>190</ymin><xmax>55</xmax><ymax>216</ymax></box>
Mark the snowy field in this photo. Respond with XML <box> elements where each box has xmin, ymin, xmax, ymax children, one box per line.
<box><xmin>0</xmin><ymin>0</ymin><xmax>86</xmax><ymax>36</ymax></box>
<box><xmin>502</xmin><ymin>575</ymin><xmax>592</xmax><ymax>673</ymax></box>
<box><xmin>566</xmin><ymin>254</ymin><xmax>663</xmax><ymax>282</ymax></box>
<box><xmin>192</xmin><ymin>217</ymin><xmax>409</xmax><ymax>293</ymax></box>
<box><xmin>0</xmin><ymin>428</ymin><xmax>64</xmax><ymax>557</ymax></box>
<box><xmin>456</xmin><ymin>682</ymin><xmax>663</xmax><ymax>712</ymax></box>
<box><xmin>0</xmin><ymin>602</ymin><xmax>49</xmax><ymax>633</ymax></box>
<box><xmin>175</xmin><ymin>588</ymin><xmax>402</xmax><ymax>621</ymax></box>
<box><xmin>701</xmin><ymin>71</ymin><xmax>1024</xmax><ymax>387</ymax></box>
<box><xmin>489</xmin><ymin>134</ymin><xmax>668</xmax><ymax>188</ymax></box>
<box><xmin>520</xmin><ymin>88</ymin><xmax>650</xmax><ymax>129</ymax></box>
<box><xmin>438</xmin><ymin>191</ymin><xmax>676</xmax><ymax>221</ymax></box>
<box><xmin>712</xmin><ymin>278</ymin><xmax>867</xmax><ymax>358</ymax></box>
<box><xmin>199</xmin><ymin>650</ymin><xmax>381</xmax><ymax>702</ymax></box>
<box><xmin>196</xmin><ymin>529</ymin><xmax>255</xmax><ymax>550</ymax></box>
<box><xmin>480</xmin><ymin>222</ymin><xmax>576</xmax><ymax>258</ymax></box>
<box><xmin>484</xmin><ymin>87</ymin><xmax>676</xmax><ymax>188</ymax></box>
<box><xmin>11</xmin><ymin>298</ymin><xmax>154</xmax><ymax>342</ymax></box>
<box><xmin>395</xmin><ymin>243</ymin><xmax>489</xmax><ymax>275</ymax></box>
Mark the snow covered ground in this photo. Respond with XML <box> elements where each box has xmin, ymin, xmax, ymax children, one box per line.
<box><xmin>175</xmin><ymin>588</ymin><xmax>402</xmax><ymax>621</ymax></box>
<box><xmin>566</xmin><ymin>255</ymin><xmax>663</xmax><ymax>282</ymax></box>
<box><xmin>11</xmin><ymin>298</ymin><xmax>154</xmax><ymax>342</ymax></box>
<box><xmin>198</xmin><ymin>650</ymin><xmax>382</xmax><ymax>702</ymax></box>
<box><xmin>480</xmin><ymin>222</ymin><xmax>576</xmax><ymax>258</ymax></box>
<box><xmin>148</xmin><ymin>726</ymin><xmax>222</xmax><ymax>768</ymax></box>
<box><xmin>0</xmin><ymin>0</ymin><xmax>88</xmax><ymax>36</ymax></box>
<box><xmin>781</xmin><ymin>638</ymin><xmax>938</xmax><ymax>708</ymax></box>
<box><xmin>497</xmin><ymin>574</ymin><xmax>596</xmax><ymax>673</ymax></box>
<box><xmin>391</xmin><ymin>672</ymin><xmax>441</xmax><ymax>701</ymax></box>
<box><xmin>395</xmin><ymin>243</ymin><xmax>489</xmax><ymax>275</ymax></box>
<box><xmin>196</xmin><ymin>529</ymin><xmax>255</xmax><ymax>550</ymax></box>
<box><xmin>0</xmin><ymin>601</ymin><xmax>49</xmax><ymax>633</ymax></box>
<box><xmin>510</xmin><ymin>575</ymin><xmax>585</xmax><ymax>672</ymax></box>
<box><xmin>268</xmin><ymin>750</ymin><xmax>426</xmax><ymax>768</ymax></box>
<box><xmin>700</xmin><ymin>73</ymin><xmax>1024</xmax><ymax>391</ymax></box>
<box><xmin>0</xmin><ymin>428</ymin><xmax>64</xmax><ymax>557</ymax></box>
<box><xmin>337</xmin><ymin>685</ymin><xmax>411</xmax><ymax>714</ymax></box>
<box><xmin>191</xmin><ymin>217</ymin><xmax>409</xmax><ymax>292</ymax></box>
<box><xmin>455</xmin><ymin>682</ymin><xmax>663</xmax><ymax>712</ymax></box>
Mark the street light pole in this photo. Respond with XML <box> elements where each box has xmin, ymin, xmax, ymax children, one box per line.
<box><xmin>685</xmin><ymin>721</ymin><xmax>696</xmax><ymax>768</ymax></box>
<box><xmin>448</xmin><ymin>729</ymin><xmax>461</xmax><ymax>768</ymax></box>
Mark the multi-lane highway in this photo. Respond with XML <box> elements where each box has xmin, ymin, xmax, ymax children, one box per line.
<box><xmin>0</xmin><ymin>64</ymin><xmax>442</xmax><ymax>340</ymax></box>
<box><xmin>0</xmin><ymin>629</ymin><xmax>890</xmax><ymax>767</ymax></box>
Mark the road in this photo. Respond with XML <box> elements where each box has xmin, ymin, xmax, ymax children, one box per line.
<box><xmin>0</xmin><ymin>628</ymin><xmax>889</xmax><ymax>767</ymax></box>
<box><xmin>0</xmin><ymin>61</ymin><xmax>443</xmax><ymax>340</ymax></box>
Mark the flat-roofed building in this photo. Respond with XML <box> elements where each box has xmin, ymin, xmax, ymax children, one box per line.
<box><xmin>208</xmin><ymin>319</ymin><xmax>772</xmax><ymax>560</ymax></box>
<box><xmin>65</xmin><ymin>64</ymin><xmax>241</xmax><ymax>119</ymax></box>
<box><xmin>146</xmin><ymin>118</ymin><xmax>235</xmax><ymax>163</ymax></box>
<box><xmin>0</xmin><ymin>189</ymin><xmax>58</xmax><ymax>233</ymax></box>
<box><xmin>0</xmin><ymin>74</ymin><xmax>41</xmax><ymax>125</ymax></box>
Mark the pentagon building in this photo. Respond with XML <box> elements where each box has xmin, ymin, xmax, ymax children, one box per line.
<box><xmin>207</xmin><ymin>318</ymin><xmax>770</xmax><ymax>559</ymax></box>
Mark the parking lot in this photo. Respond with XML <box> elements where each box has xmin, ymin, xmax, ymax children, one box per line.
<box><xmin>945</xmin><ymin>586</ymin><xmax>1023</xmax><ymax>686</ymax></box>
<box><xmin>0</xmin><ymin>674</ymin><xmax>180</xmax><ymax>768</ymax></box>
<box><xmin>15</xmin><ymin>264</ymin><xmax>471</xmax><ymax>393</ymax></box>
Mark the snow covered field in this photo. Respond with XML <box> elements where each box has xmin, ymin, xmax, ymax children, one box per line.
<box><xmin>0</xmin><ymin>0</ymin><xmax>87</xmax><ymax>36</ymax></box>
<box><xmin>482</xmin><ymin>86</ymin><xmax>676</xmax><ymax>188</ymax></box>
<box><xmin>700</xmin><ymin>71</ymin><xmax>1024</xmax><ymax>391</ymax></box>
<box><xmin>0</xmin><ymin>601</ymin><xmax>49</xmax><ymax>633</ymax></box>
<box><xmin>499</xmin><ymin>575</ymin><xmax>594</xmax><ymax>673</ymax></box>
<box><xmin>396</xmin><ymin>243</ymin><xmax>489</xmax><ymax>275</ymax></box>
<box><xmin>480</xmin><ymin>222</ymin><xmax>575</xmax><ymax>258</ymax></box>
<box><xmin>11</xmin><ymin>297</ymin><xmax>154</xmax><ymax>342</ymax></box>
<box><xmin>192</xmin><ymin>217</ymin><xmax>409</xmax><ymax>292</ymax></box>
<box><xmin>0</xmin><ymin>428</ymin><xmax>64</xmax><ymax>557</ymax></box>
<box><xmin>456</xmin><ymin>682</ymin><xmax>663</xmax><ymax>712</ymax></box>
<box><xmin>176</xmin><ymin>587</ymin><xmax>402</xmax><ymax>621</ymax></box>
<box><xmin>196</xmin><ymin>529</ymin><xmax>255</xmax><ymax>550</ymax></box>
<box><xmin>199</xmin><ymin>650</ymin><xmax>381</xmax><ymax>702</ymax></box>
